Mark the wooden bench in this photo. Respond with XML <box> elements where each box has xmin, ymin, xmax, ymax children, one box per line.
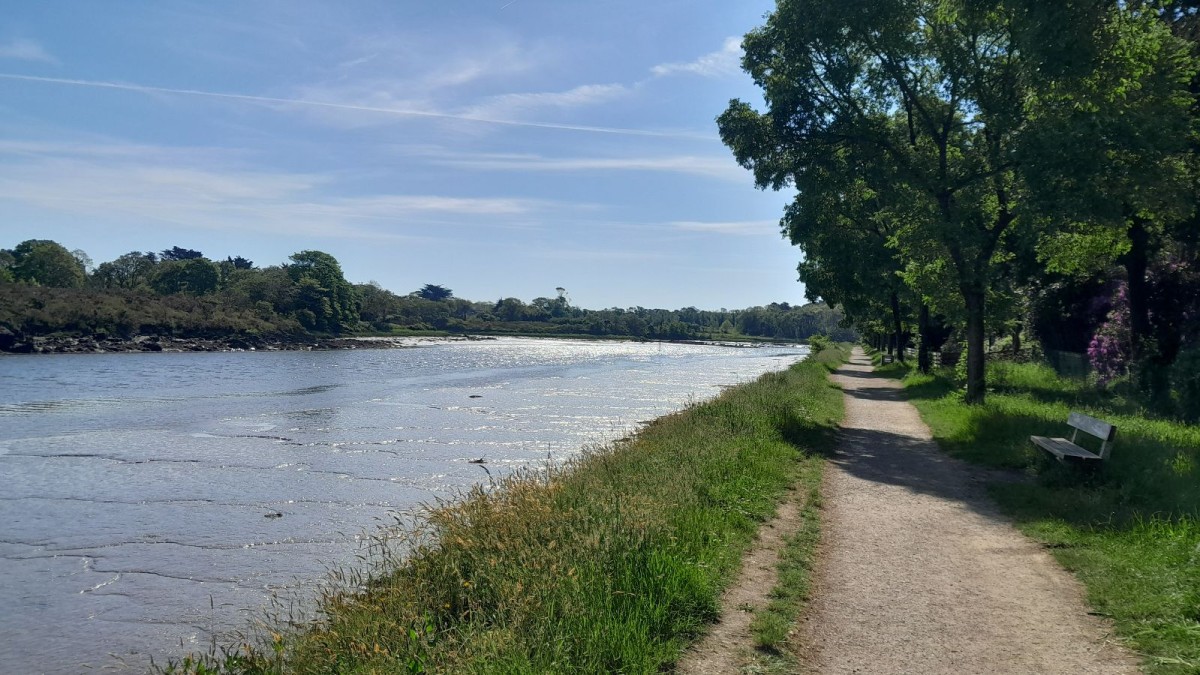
<box><xmin>1030</xmin><ymin>412</ymin><xmax>1117</xmax><ymax>461</ymax></box>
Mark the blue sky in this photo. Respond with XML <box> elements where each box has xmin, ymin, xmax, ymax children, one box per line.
<box><xmin>0</xmin><ymin>1</ymin><xmax>806</xmax><ymax>310</ymax></box>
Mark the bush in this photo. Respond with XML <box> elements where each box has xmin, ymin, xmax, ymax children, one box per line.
<box><xmin>807</xmin><ymin>334</ymin><xmax>832</xmax><ymax>354</ymax></box>
<box><xmin>1172</xmin><ymin>348</ymin><xmax>1200</xmax><ymax>422</ymax></box>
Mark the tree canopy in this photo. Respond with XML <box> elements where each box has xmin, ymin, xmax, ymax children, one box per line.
<box><xmin>416</xmin><ymin>284</ymin><xmax>454</xmax><ymax>302</ymax></box>
<box><xmin>1</xmin><ymin>238</ymin><xmax>854</xmax><ymax>346</ymax></box>
<box><xmin>8</xmin><ymin>239</ymin><xmax>87</xmax><ymax>288</ymax></box>
<box><xmin>720</xmin><ymin>0</ymin><xmax>1198</xmax><ymax>403</ymax></box>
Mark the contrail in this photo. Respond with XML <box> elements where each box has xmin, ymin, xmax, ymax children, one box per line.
<box><xmin>0</xmin><ymin>72</ymin><xmax>712</xmax><ymax>140</ymax></box>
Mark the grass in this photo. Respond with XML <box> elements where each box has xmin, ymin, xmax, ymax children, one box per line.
<box><xmin>161</xmin><ymin>346</ymin><xmax>848</xmax><ymax>674</ymax></box>
<box><xmin>740</xmin><ymin>342</ymin><xmax>850</xmax><ymax>673</ymax></box>
<box><xmin>745</xmin><ymin>468</ymin><xmax>824</xmax><ymax>674</ymax></box>
<box><xmin>891</xmin><ymin>357</ymin><xmax>1200</xmax><ymax>674</ymax></box>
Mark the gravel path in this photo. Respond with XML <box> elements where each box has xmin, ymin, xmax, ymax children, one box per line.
<box><xmin>797</xmin><ymin>349</ymin><xmax>1139</xmax><ymax>674</ymax></box>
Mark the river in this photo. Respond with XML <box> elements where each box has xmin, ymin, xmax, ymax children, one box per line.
<box><xmin>0</xmin><ymin>337</ymin><xmax>806</xmax><ymax>673</ymax></box>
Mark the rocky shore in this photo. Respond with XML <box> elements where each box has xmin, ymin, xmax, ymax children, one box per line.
<box><xmin>0</xmin><ymin>329</ymin><xmax>478</xmax><ymax>355</ymax></box>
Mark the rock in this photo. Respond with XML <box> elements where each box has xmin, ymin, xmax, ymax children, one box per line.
<box><xmin>264</xmin><ymin>512</ymin><xmax>283</xmax><ymax>519</ymax></box>
<box><xmin>0</xmin><ymin>327</ymin><xmax>17</xmax><ymax>351</ymax></box>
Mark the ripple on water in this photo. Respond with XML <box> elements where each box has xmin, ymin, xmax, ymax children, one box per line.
<box><xmin>0</xmin><ymin>338</ymin><xmax>806</xmax><ymax>672</ymax></box>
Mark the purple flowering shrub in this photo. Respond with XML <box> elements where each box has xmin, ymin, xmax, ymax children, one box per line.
<box><xmin>1087</xmin><ymin>282</ymin><xmax>1131</xmax><ymax>386</ymax></box>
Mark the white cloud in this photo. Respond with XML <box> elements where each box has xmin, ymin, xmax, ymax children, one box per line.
<box><xmin>0</xmin><ymin>38</ymin><xmax>57</xmax><ymax>64</ymax></box>
<box><xmin>672</xmin><ymin>219</ymin><xmax>776</xmax><ymax>236</ymax></box>
<box><xmin>651</xmin><ymin>37</ymin><xmax>742</xmax><ymax>78</ymax></box>
<box><xmin>0</xmin><ymin>74</ymin><xmax>704</xmax><ymax>139</ymax></box>
<box><xmin>290</xmin><ymin>32</ymin><xmax>540</xmax><ymax>128</ymax></box>
<box><xmin>0</xmin><ymin>141</ymin><xmax>557</xmax><ymax>239</ymax></box>
<box><xmin>430</xmin><ymin>151</ymin><xmax>744</xmax><ymax>181</ymax></box>
<box><xmin>461</xmin><ymin>83</ymin><xmax>630</xmax><ymax>120</ymax></box>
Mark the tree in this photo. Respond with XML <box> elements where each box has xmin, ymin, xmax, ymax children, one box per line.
<box><xmin>160</xmin><ymin>246</ymin><xmax>204</xmax><ymax>261</ymax></box>
<box><xmin>415</xmin><ymin>284</ymin><xmax>453</xmax><ymax>302</ymax></box>
<box><xmin>1023</xmin><ymin>7</ymin><xmax>1196</xmax><ymax>399</ymax></box>
<box><xmin>493</xmin><ymin>297</ymin><xmax>527</xmax><ymax>321</ymax></box>
<box><xmin>150</xmin><ymin>258</ymin><xmax>220</xmax><ymax>296</ymax></box>
<box><xmin>779</xmin><ymin>137</ymin><xmax>916</xmax><ymax>362</ymax></box>
<box><xmin>93</xmin><ymin>251</ymin><xmax>158</xmax><ymax>289</ymax></box>
<box><xmin>287</xmin><ymin>250</ymin><xmax>359</xmax><ymax>333</ymax></box>
<box><xmin>10</xmin><ymin>239</ymin><xmax>87</xmax><ymax>288</ymax></box>
<box><xmin>0</xmin><ymin>249</ymin><xmax>15</xmax><ymax>283</ymax></box>
<box><xmin>719</xmin><ymin>0</ymin><xmax>1192</xmax><ymax>403</ymax></box>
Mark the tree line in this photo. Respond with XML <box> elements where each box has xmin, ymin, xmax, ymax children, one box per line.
<box><xmin>0</xmin><ymin>240</ymin><xmax>855</xmax><ymax>344</ymax></box>
<box><xmin>720</xmin><ymin>0</ymin><xmax>1200</xmax><ymax>413</ymax></box>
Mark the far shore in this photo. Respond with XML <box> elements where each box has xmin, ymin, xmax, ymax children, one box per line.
<box><xmin>0</xmin><ymin>331</ymin><xmax>808</xmax><ymax>355</ymax></box>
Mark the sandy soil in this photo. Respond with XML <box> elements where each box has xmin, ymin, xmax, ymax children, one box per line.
<box><xmin>794</xmin><ymin>349</ymin><xmax>1140</xmax><ymax>674</ymax></box>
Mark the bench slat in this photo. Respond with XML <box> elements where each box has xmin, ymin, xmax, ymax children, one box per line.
<box><xmin>1068</xmin><ymin>412</ymin><xmax>1116</xmax><ymax>441</ymax></box>
<box><xmin>1031</xmin><ymin>436</ymin><xmax>1101</xmax><ymax>460</ymax></box>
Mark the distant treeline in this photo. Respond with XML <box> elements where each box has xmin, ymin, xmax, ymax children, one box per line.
<box><xmin>0</xmin><ymin>240</ymin><xmax>856</xmax><ymax>343</ymax></box>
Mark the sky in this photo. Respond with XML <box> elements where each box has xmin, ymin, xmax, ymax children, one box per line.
<box><xmin>0</xmin><ymin>1</ymin><xmax>807</xmax><ymax>310</ymax></box>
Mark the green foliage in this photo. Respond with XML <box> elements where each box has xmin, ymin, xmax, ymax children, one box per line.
<box><xmin>720</xmin><ymin>1</ymin><xmax>1198</xmax><ymax>405</ymax></box>
<box><xmin>1172</xmin><ymin>348</ymin><xmax>1200</xmax><ymax>422</ymax></box>
<box><xmin>286</xmin><ymin>251</ymin><xmax>359</xmax><ymax>333</ymax></box>
<box><xmin>415</xmin><ymin>284</ymin><xmax>453</xmax><ymax>302</ymax></box>
<box><xmin>10</xmin><ymin>239</ymin><xmax>87</xmax><ymax>288</ymax></box>
<box><xmin>898</xmin><ymin>359</ymin><xmax>1200</xmax><ymax>671</ymax></box>
<box><xmin>151</xmin><ymin>258</ymin><xmax>220</xmax><ymax>296</ymax></box>
<box><xmin>161</xmin><ymin>246</ymin><xmax>204</xmax><ymax>261</ymax></box>
<box><xmin>806</xmin><ymin>334</ymin><xmax>831</xmax><ymax>355</ymax></box>
<box><xmin>93</xmin><ymin>251</ymin><xmax>159</xmax><ymax>290</ymax></box>
<box><xmin>0</xmin><ymin>283</ymin><xmax>301</xmax><ymax>339</ymax></box>
<box><xmin>161</xmin><ymin>359</ymin><xmax>845</xmax><ymax>674</ymax></box>
<box><xmin>2</xmin><ymin>238</ymin><xmax>858</xmax><ymax>345</ymax></box>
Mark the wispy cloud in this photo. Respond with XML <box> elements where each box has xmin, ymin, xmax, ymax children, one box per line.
<box><xmin>0</xmin><ymin>140</ymin><xmax>558</xmax><ymax>239</ymax></box>
<box><xmin>672</xmin><ymin>219</ymin><xmax>776</xmax><ymax>236</ymax></box>
<box><xmin>429</xmin><ymin>151</ymin><xmax>745</xmax><ymax>181</ymax></box>
<box><xmin>0</xmin><ymin>73</ymin><xmax>708</xmax><ymax>139</ymax></box>
<box><xmin>0</xmin><ymin>38</ymin><xmax>57</xmax><ymax>64</ymax></box>
<box><xmin>461</xmin><ymin>83</ymin><xmax>630</xmax><ymax>119</ymax></box>
<box><xmin>651</xmin><ymin>37</ymin><xmax>742</xmax><ymax>78</ymax></box>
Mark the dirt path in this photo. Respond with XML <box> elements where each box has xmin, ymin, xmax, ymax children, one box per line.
<box><xmin>797</xmin><ymin>349</ymin><xmax>1139</xmax><ymax>674</ymax></box>
<box><xmin>676</xmin><ymin>490</ymin><xmax>805</xmax><ymax>674</ymax></box>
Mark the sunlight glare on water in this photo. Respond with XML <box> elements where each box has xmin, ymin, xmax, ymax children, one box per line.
<box><xmin>0</xmin><ymin>337</ymin><xmax>807</xmax><ymax>673</ymax></box>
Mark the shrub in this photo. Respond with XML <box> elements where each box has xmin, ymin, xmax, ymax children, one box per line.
<box><xmin>1172</xmin><ymin>348</ymin><xmax>1200</xmax><ymax>422</ymax></box>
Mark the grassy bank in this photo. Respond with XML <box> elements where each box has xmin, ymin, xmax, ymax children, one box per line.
<box><xmin>880</xmin><ymin>355</ymin><xmax>1200</xmax><ymax>673</ymax></box>
<box><xmin>166</xmin><ymin>346</ymin><xmax>848</xmax><ymax>674</ymax></box>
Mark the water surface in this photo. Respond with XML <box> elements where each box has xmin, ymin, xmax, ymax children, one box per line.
<box><xmin>0</xmin><ymin>337</ymin><xmax>806</xmax><ymax>673</ymax></box>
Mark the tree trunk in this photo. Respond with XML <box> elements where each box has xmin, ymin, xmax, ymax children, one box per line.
<box><xmin>1123</xmin><ymin>216</ymin><xmax>1169</xmax><ymax>398</ymax></box>
<box><xmin>1012</xmin><ymin>324</ymin><xmax>1021</xmax><ymax>356</ymax></box>
<box><xmin>1124</xmin><ymin>216</ymin><xmax>1151</xmax><ymax>354</ymax></box>
<box><xmin>890</xmin><ymin>291</ymin><xmax>905</xmax><ymax>363</ymax></box>
<box><xmin>918</xmin><ymin>303</ymin><xmax>932</xmax><ymax>374</ymax></box>
<box><xmin>964</xmin><ymin>288</ymin><xmax>987</xmax><ymax>405</ymax></box>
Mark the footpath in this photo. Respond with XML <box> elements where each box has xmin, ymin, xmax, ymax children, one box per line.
<box><xmin>798</xmin><ymin>349</ymin><xmax>1138</xmax><ymax>673</ymax></box>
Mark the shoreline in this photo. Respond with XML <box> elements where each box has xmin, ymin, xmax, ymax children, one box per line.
<box><xmin>0</xmin><ymin>331</ymin><xmax>806</xmax><ymax>355</ymax></box>
<box><xmin>0</xmin><ymin>332</ymin><xmax>489</xmax><ymax>355</ymax></box>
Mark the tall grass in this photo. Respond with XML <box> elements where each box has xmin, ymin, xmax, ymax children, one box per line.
<box><xmin>895</xmin><ymin>359</ymin><xmax>1200</xmax><ymax>674</ymax></box>
<box><xmin>162</xmin><ymin>354</ymin><xmax>845</xmax><ymax>674</ymax></box>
